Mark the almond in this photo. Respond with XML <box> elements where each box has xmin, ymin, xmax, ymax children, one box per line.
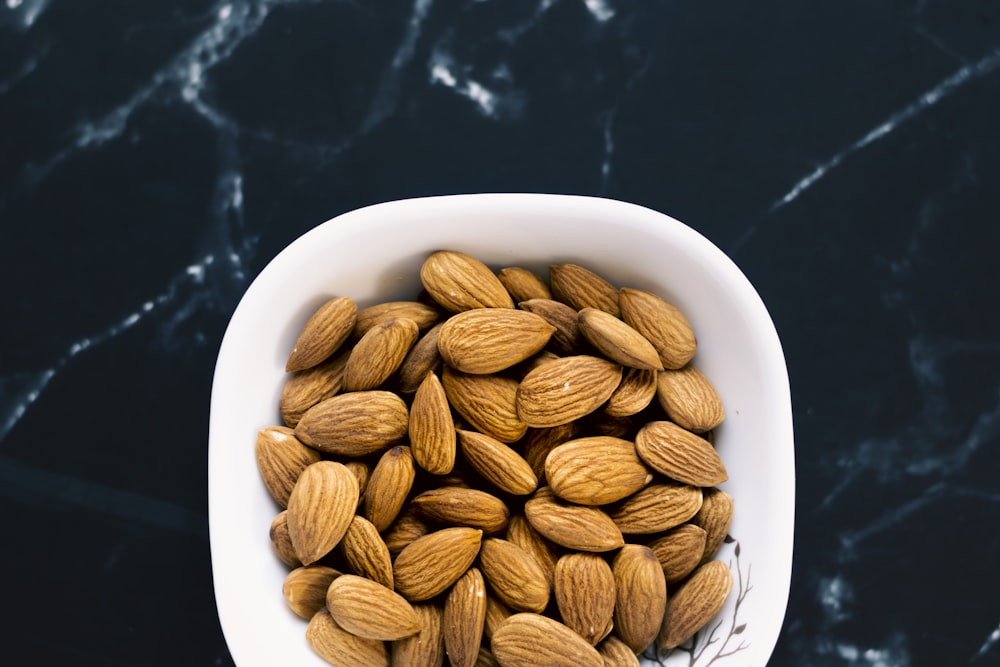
<box><xmin>457</xmin><ymin>429</ymin><xmax>538</xmax><ymax>496</ymax></box>
<box><xmin>281</xmin><ymin>565</ymin><xmax>342</xmax><ymax>619</ymax></box>
<box><xmin>342</xmin><ymin>317</ymin><xmax>420</xmax><ymax>391</ymax></box>
<box><xmin>498</xmin><ymin>266</ymin><xmax>552</xmax><ymax>301</ymax></box>
<box><xmin>420</xmin><ymin>250</ymin><xmax>514</xmax><ymax>312</ymax></box>
<box><xmin>340</xmin><ymin>515</ymin><xmax>394</xmax><ymax>589</ymax></box>
<box><xmin>577</xmin><ymin>308</ymin><xmax>663</xmax><ymax>371</ymax></box>
<box><xmin>554</xmin><ymin>552</ymin><xmax>616</xmax><ymax>645</ymax></box>
<box><xmin>326</xmin><ymin>574</ymin><xmax>420</xmax><ymax>640</ymax></box>
<box><xmin>597</xmin><ymin>636</ymin><xmax>641</xmax><ymax>667</ymax></box>
<box><xmin>306</xmin><ymin>607</ymin><xmax>389</xmax><ymax>667</ymax></box>
<box><xmin>398</xmin><ymin>322</ymin><xmax>445</xmax><ymax>393</ymax></box>
<box><xmin>654</xmin><ymin>365</ymin><xmax>725</xmax><ymax>433</ymax></box>
<box><xmin>691</xmin><ymin>487</ymin><xmax>733</xmax><ymax>564</ymax></box>
<box><xmin>394</xmin><ymin>527</ymin><xmax>484</xmax><ymax>602</ymax></box>
<box><xmin>295</xmin><ymin>390</ymin><xmax>409</xmax><ymax>457</ymax></box>
<box><xmin>634</xmin><ymin>421</ymin><xmax>727</xmax><ymax>487</ymax></box>
<box><xmin>383</xmin><ymin>507</ymin><xmax>431</xmax><ymax>556</ymax></box>
<box><xmin>612</xmin><ymin>544</ymin><xmax>667</xmax><ymax>653</ymax></box>
<box><xmin>286</xmin><ymin>295</ymin><xmax>357</xmax><ymax>372</ymax></box>
<box><xmin>604</xmin><ymin>367</ymin><xmax>658</xmax><ymax>418</ymax></box>
<box><xmin>522</xmin><ymin>423</ymin><xmax>578</xmax><ymax>484</ymax></box>
<box><xmin>610</xmin><ymin>482</ymin><xmax>703</xmax><ymax>535</ymax></box>
<box><xmin>518</xmin><ymin>298</ymin><xmax>586</xmax><ymax>355</ymax></box>
<box><xmin>657</xmin><ymin>560</ymin><xmax>733</xmax><ymax>650</ymax></box>
<box><xmin>516</xmin><ymin>355</ymin><xmax>623</xmax><ymax>428</ymax></box>
<box><xmin>344</xmin><ymin>460</ymin><xmax>370</xmax><ymax>510</ymax></box>
<box><xmin>549</xmin><ymin>263</ymin><xmax>620</xmax><ymax>317</ymax></box>
<box><xmin>411</xmin><ymin>486</ymin><xmax>510</xmax><ymax>535</ymax></box>
<box><xmin>355</xmin><ymin>300</ymin><xmax>440</xmax><ymax>337</ymax></box>
<box><xmin>618</xmin><ymin>287</ymin><xmax>696</xmax><ymax>370</ymax></box>
<box><xmin>437</xmin><ymin>308</ymin><xmax>555</xmax><ymax>374</ymax></box>
<box><xmin>269</xmin><ymin>510</ymin><xmax>301</xmax><ymax>568</ymax></box>
<box><xmin>255</xmin><ymin>425</ymin><xmax>321</xmax><ymax>508</ymax></box>
<box><xmin>647</xmin><ymin>524</ymin><xmax>708</xmax><ymax>585</ymax></box>
<box><xmin>286</xmin><ymin>461</ymin><xmax>359</xmax><ymax>565</ymax></box>
<box><xmin>279</xmin><ymin>349</ymin><xmax>350</xmax><ymax>427</ymax></box>
<box><xmin>483</xmin><ymin>592</ymin><xmax>513</xmax><ymax>640</ymax></box>
<box><xmin>476</xmin><ymin>647</ymin><xmax>501</xmax><ymax>667</ymax></box>
<box><xmin>478</xmin><ymin>537</ymin><xmax>550</xmax><ymax>613</ymax></box>
<box><xmin>410</xmin><ymin>371</ymin><xmax>457</xmax><ymax>475</ymax></box>
<box><xmin>364</xmin><ymin>445</ymin><xmax>416</xmax><ymax>532</ymax></box>
<box><xmin>524</xmin><ymin>487</ymin><xmax>624</xmax><ymax>552</ymax></box>
<box><xmin>505</xmin><ymin>514</ymin><xmax>560</xmax><ymax>588</ymax></box>
<box><xmin>444</xmin><ymin>567</ymin><xmax>487</xmax><ymax>667</ymax></box>
<box><xmin>544</xmin><ymin>436</ymin><xmax>652</xmax><ymax>506</ymax></box>
<box><xmin>442</xmin><ymin>367</ymin><xmax>527</xmax><ymax>443</ymax></box>
<box><xmin>391</xmin><ymin>603</ymin><xmax>445</xmax><ymax>667</ymax></box>
<box><xmin>492</xmin><ymin>613</ymin><xmax>604</xmax><ymax>667</ymax></box>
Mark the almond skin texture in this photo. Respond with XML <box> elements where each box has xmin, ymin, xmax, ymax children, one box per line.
<box><xmin>605</xmin><ymin>367</ymin><xmax>658</xmax><ymax>418</ymax></box>
<box><xmin>281</xmin><ymin>565</ymin><xmax>342</xmax><ymax>619</ymax></box>
<box><xmin>420</xmin><ymin>250</ymin><xmax>515</xmax><ymax>312</ymax></box>
<box><xmin>383</xmin><ymin>507</ymin><xmax>431</xmax><ymax>556</ymax></box>
<box><xmin>365</xmin><ymin>445</ymin><xmax>416</xmax><ymax>532</ymax></box>
<box><xmin>634</xmin><ymin>420</ymin><xmax>728</xmax><ymax>487</ymax></box>
<box><xmin>597</xmin><ymin>636</ymin><xmax>641</xmax><ymax>667</ymax></box>
<box><xmin>478</xmin><ymin>538</ymin><xmax>551</xmax><ymax>613</ymax></box>
<box><xmin>691</xmin><ymin>487</ymin><xmax>734</xmax><ymax>564</ymax></box>
<box><xmin>522</xmin><ymin>423</ymin><xmax>578</xmax><ymax>484</ymax></box>
<box><xmin>412</xmin><ymin>486</ymin><xmax>510</xmax><ymax>535</ymax></box>
<box><xmin>492</xmin><ymin>613</ymin><xmax>604</xmax><ymax>667</ymax></box>
<box><xmin>554</xmin><ymin>552</ymin><xmax>616</xmax><ymax>645</ymax></box>
<box><xmin>306</xmin><ymin>607</ymin><xmax>389</xmax><ymax>667</ymax></box>
<box><xmin>648</xmin><ymin>524</ymin><xmax>708</xmax><ymax>584</ymax></box>
<box><xmin>610</xmin><ymin>482</ymin><xmax>703</xmax><ymax>535</ymax></box>
<box><xmin>326</xmin><ymin>574</ymin><xmax>420</xmax><ymax>640</ymax></box>
<box><xmin>285</xmin><ymin>461</ymin><xmax>359</xmax><ymax>565</ymax></box>
<box><xmin>391</xmin><ymin>603</ymin><xmax>446</xmax><ymax>667</ymax></box>
<box><xmin>618</xmin><ymin>287</ymin><xmax>696</xmax><ymax>370</ymax></box>
<box><xmin>442</xmin><ymin>367</ymin><xmax>527</xmax><ymax>443</ymax></box>
<box><xmin>549</xmin><ymin>263</ymin><xmax>621</xmax><ymax>317</ymax></box>
<box><xmin>342</xmin><ymin>316</ymin><xmax>420</xmax><ymax>391</ymax></box>
<box><xmin>658</xmin><ymin>560</ymin><xmax>733</xmax><ymax>650</ymax></box>
<box><xmin>295</xmin><ymin>390</ymin><xmax>409</xmax><ymax>457</ymax></box>
<box><xmin>399</xmin><ymin>322</ymin><xmax>445</xmax><ymax>393</ymax></box>
<box><xmin>577</xmin><ymin>308</ymin><xmax>664</xmax><ymax>371</ymax></box>
<box><xmin>279</xmin><ymin>349</ymin><xmax>349</xmax><ymax>427</ymax></box>
<box><xmin>444</xmin><ymin>567</ymin><xmax>488</xmax><ymax>667</ymax></box>
<box><xmin>286</xmin><ymin>295</ymin><xmax>357</xmax><ymax>372</ymax></box>
<box><xmin>457</xmin><ymin>429</ymin><xmax>538</xmax><ymax>496</ymax></box>
<box><xmin>410</xmin><ymin>371</ymin><xmax>457</xmax><ymax>475</ymax></box>
<box><xmin>612</xmin><ymin>544</ymin><xmax>668</xmax><ymax>653</ymax></box>
<box><xmin>394</xmin><ymin>527</ymin><xmax>484</xmax><ymax>602</ymax></box>
<box><xmin>255</xmin><ymin>425</ymin><xmax>321</xmax><ymax>508</ymax></box>
<box><xmin>518</xmin><ymin>298</ymin><xmax>587</xmax><ymax>356</ymax></box>
<box><xmin>498</xmin><ymin>266</ymin><xmax>552</xmax><ymax>301</ymax></box>
<box><xmin>524</xmin><ymin>487</ymin><xmax>624</xmax><ymax>552</ymax></box>
<box><xmin>355</xmin><ymin>300</ymin><xmax>440</xmax><ymax>337</ymax></box>
<box><xmin>545</xmin><ymin>436</ymin><xmax>652</xmax><ymax>506</ymax></box>
<box><xmin>269</xmin><ymin>510</ymin><xmax>301</xmax><ymax>568</ymax></box>
<box><xmin>437</xmin><ymin>308</ymin><xmax>555</xmax><ymax>374</ymax></box>
<box><xmin>655</xmin><ymin>365</ymin><xmax>725</xmax><ymax>433</ymax></box>
<box><xmin>484</xmin><ymin>593</ymin><xmax>513</xmax><ymax>640</ymax></box>
<box><xmin>505</xmin><ymin>515</ymin><xmax>560</xmax><ymax>588</ymax></box>
<box><xmin>340</xmin><ymin>515</ymin><xmax>394</xmax><ymax>589</ymax></box>
<box><xmin>516</xmin><ymin>355</ymin><xmax>623</xmax><ymax>428</ymax></box>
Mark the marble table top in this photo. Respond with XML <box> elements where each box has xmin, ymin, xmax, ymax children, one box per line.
<box><xmin>2</xmin><ymin>1</ymin><xmax>998</xmax><ymax>665</ymax></box>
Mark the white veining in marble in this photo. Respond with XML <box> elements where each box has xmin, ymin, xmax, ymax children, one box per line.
<box><xmin>976</xmin><ymin>622</ymin><xmax>1000</xmax><ymax>661</ymax></box>
<box><xmin>1</xmin><ymin>0</ymin><xmax>48</xmax><ymax>29</ymax></box>
<box><xmin>582</xmin><ymin>0</ymin><xmax>614</xmax><ymax>22</ymax></box>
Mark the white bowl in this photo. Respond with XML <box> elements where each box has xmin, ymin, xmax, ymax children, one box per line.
<box><xmin>209</xmin><ymin>193</ymin><xmax>794</xmax><ymax>666</ymax></box>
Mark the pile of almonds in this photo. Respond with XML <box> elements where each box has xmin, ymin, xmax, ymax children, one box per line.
<box><xmin>256</xmin><ymin>250</ymin><xmax>735</xmax><ymax>667</ymax></box>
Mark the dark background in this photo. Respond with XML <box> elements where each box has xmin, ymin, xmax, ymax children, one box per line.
<box><xmin>2</xmin><ymin>1</ymin><xmax>999</xmax><ymax>665</ymax></box>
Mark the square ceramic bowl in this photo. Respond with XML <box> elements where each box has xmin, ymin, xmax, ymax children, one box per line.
<box><xmin>209</xmin><ymin>193</ymin><xmax>794</xmax><ymax>666</ymax></box>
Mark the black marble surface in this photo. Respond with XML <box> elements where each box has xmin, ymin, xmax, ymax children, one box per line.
<box><xmin>2</xmin><ymin>1</ymin><xmax>999</xmax><ymax>665</ymax></box>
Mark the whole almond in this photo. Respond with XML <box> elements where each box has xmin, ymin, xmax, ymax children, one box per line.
<box><xmin>522</xmin><ymin>423</ymin><xmax>578</xmax><ymax>483</ymax></box>
<box><xmin>483</xmin><ymin>593</ymin><xmax>513</xmax><ymax>640</ymax></box>
<box><xmin>281</xmin><ymin>564</ymin><xmax>342</xmax><ymax>619</ymax></box>
<box><xmin>437</xmin><ymin>308</ymin><xmax>555</xmax><ymax>374</ymax></box>
<box><xmin>410</xmin><ymin>371</ymin><xmax>457</xmax><ymax>475</ymax></box>
<box><xmin>648</xmin><ymin>524</ymin><xmax>708</xmax><ymax>584</ymax></box>
<box><xmin>355</xmin><ymin>300</ymin><xmax>440</xmax><ymax>337</ymax></box>
<box><xmin>524</xmin><ymin>487</ymin><xmax>624</xmax><ymax>552</ymax></box>
<box><xmin>691</xmin><ymin>487</ymin><xmax>733</xmax><ymax>564</ymax></box>
<box><xmin>442</xmin><ymin>367</ymin><xmax>527</xmax><ymax>443</ymax></box>
<box><xmin>492</xmin><ymin>613</ymin><xmax>603</xmax><ymax>667</ymax></box>
<box><xmin>518</xmin><ymin>298</ymin><xmax>586</xmax><ymax>355</ymax></box>
<box><xmin>412</xmin><ymin>486</ymin><xmax>510</xmax><ymax>535</ymax></box>
<box><xmin>597</xmin><ymin>635</ymin><xmax>641</xmax><ymax>667</ymax></box>
<box><xmin>286</xmin><ymin>461</ymin><xmax>359</xmax><ymax>565</ymax></box>
<box><xmin>605</xmin><ymin>367</ymin><xmax>658</xmax><ymax>418</ymax></box>
<box><xmin>654</xmin><ymin>365</ymin><xmax>725</xmax><ymax>433</ymax></box>
<box><xmin>657</xmin><ymin>560</ymin><xmax>733</xmax><ymax>650</ymax></box>
<box><xmin>516</xmin><ymin>355</ymin><xmax>623</xmax><ymax>428</ymax></box>
<box><xmin>634</xmin><ymin>421</ymin><xmax>727</xmax><ymax>487</ymax></box>
<box><xmin>365</xmin><ymin>445</ymin><xmax>416</xmax><ymax>532</ymax></box>
<box><xmin>554</xmin><ymin>552</ymin><xmax>616</xmax><ymax>645</ymax></box>
<box><xmin>549</xmin><ymin>263</ymin><xmax>620</xmax><ymax>316</ymax></box>
<box><xmin>255</xmin><ymin>425</ymin><xmax>321</xmax><ymax>508</ymax></box>
<box><xmin>544</xmin><ymin>436</ymin><xmax>652</xmax><ymax>506</ymax></box>
<box><xmin>612</xmin><ymin>544</ymin><xmax>667</xmax><ymax>653</ymax></box>
<box><xmin>610</xmin><ymin>482</ymin><xmax>703</xmax><ymax>535</ymax></box>
<box><xmin>342</xmin><ymin>317</ymin><xmax>420</xmax><ymax>391</ymax></box>
<box><xmin>383</xmin><ymin>506</ymin><xmax>431</xmax><ymax>556</ymax></box>
<box><xmin>498</xmin><ymin>266</ymin><xmax>552</xmax><ymax>301</ymax></box>
<box><xmin>457</xmin><ymin>429</ymin><xmax>538</xmax><ymax>496</ymax></box>
<box><xmin>577</xmin><ymin>308</ymin><xmax>663</xmax><ymax>371</ymax></box>
<box><xmin>340</xmin><ymin>515</ymin><xmax>394</xmax><ymax>589</ymax></box>
<box><xmin>306</xmin><ymin>607</ymin><xmax>389</xmax><ymax>667</ymax></box>
<box><xmin>505</xmin><ymin>514</ymin><xmax>560</xmax><ymax>588</ymax></box>
<box><xmin>391</xmin><ymin>603</ymin><xmax>445</xmax><ymax>667</ymax></box>
<box><xmin>444</xmin><ymin>567</ymin><xmax>487</xmax><ymax>667</ymax></box>
<box><xmin>618</xmin><ymin>287</ymin><xmax>696</xmax><ymax>369</ymax></box>
<box><xmin>394</xmin><ymin>527</ymin><xmax>484</xmax><ymax>601</ymax></box>
<box><xmin>269</xmin><ymin>510</ymin><xmax>301</xmax><ymax>568</ymax></box>
<box><xmin>478</xmin><ymin>537</ymin><xmax>550</xmax><ymax>613</ymax></box>
<box><xmin>295</xmin><ymin>390</ymin><xmax>409</xmax><ymax>457</ymax></box>
<box><xmin>326</xmin><ymin>574</ymin><xmax>420</xmax><ymax>640</ymax></box>
<box><xmin>286</xmin><ymin>295</ymin><xmax>357</xmax><ymax>372</ymax></box>
<box><xmin>420</xmin><ymin>250</ymin><xmax>515</xmax><ymax>312</ymax></box>
<box><xmin>398</xmin><ymin>322</ymin><xmax>445</xmax><ymax>393</ymax></box>
<box><xmin>279</xmin><ymin>349</ymin><xmax>350</xmax><ymax>427</ymax></box>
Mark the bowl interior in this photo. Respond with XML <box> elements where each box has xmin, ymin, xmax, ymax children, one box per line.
<box><xmin>209</xmin><ymin>193</ymin><xmax>794</xmax><ymax>666</ymax></box>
